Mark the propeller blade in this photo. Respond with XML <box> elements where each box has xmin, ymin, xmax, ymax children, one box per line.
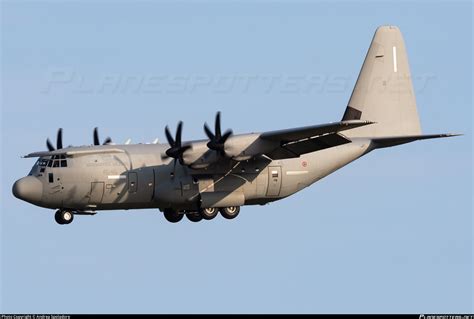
<box><xmin>181</xmin><ymin>144</ymin><xmax>192</xmax><ymax>153</ymax></box>
<box><xmin>56</xmin><ymin>128</ymin><xmax>63</xmax><ymax>150</ymax></box>
<box><xmin>165</xmin><ymin>126</ymin><xmax>175</xmax><ymax>146</ymax></box>
<box><xmin>205</xmin><ymin>111</ymin><xmax>233</xmax><ymax>154</ymax></box>
<box><xmin>204</xmin><ymin>123</ymin><xmax>215</xmax><ymax>140</ymax></box>
<box><xmin>175</xmin><ymin>121</ymin><xmax>183</xmax><ymax>146</ymax></box>
<box><xmin>103</xmin><ymin>137</ymin><xmax>112</xmax><ymax>145</ymax></box>
<box><xmin>215</xmin><ymin>112</ymin><xmax>221</xmax><ymax>138</ymax></box>
<box><xmin>221</xmin><ymin>129</ymin><xmax>233</xmax><ymax>142</ymax></box>
<box><xmin>164</xmin><ymin>122</ymin><xmax>191</xmax><ymax>166</ymax></box>
<box><xmin>93</xmin><ymin>127</ymin><xmax>100</xmax><ymax>145</ymax></box>
<box><xmin>46</xmin><ymin>138</ymin><xmax>55</xmax><ymax>151</ymax></box>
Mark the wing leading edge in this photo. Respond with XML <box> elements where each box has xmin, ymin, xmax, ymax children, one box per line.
<box><xmin>23</xmin><ymin>148</ymin><xmax>126</xmax><ymax>158</ymax></box>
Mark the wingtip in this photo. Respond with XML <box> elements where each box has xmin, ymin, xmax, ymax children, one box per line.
<box><xmin>444</xmin><ymin>133</ymin><xmax>463</xmax><ymax>137</ymax></box>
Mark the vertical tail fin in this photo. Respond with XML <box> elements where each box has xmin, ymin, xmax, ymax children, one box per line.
<box><xmin>342</xmin><ymin>26</ymin><xmax>422</xmax><ymax>138</ymax></box>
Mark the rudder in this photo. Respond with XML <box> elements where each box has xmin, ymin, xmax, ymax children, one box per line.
<box><xmin>342</xmin><ymin>26</ymin><xmax>422</xmax><ymax>138</ymax></box>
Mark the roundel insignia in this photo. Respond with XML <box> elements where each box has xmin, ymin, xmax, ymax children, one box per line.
<box><xmin>302</xmin><ymin>161</ymin><xmax>308</xmax><ymax>168</ymax></box>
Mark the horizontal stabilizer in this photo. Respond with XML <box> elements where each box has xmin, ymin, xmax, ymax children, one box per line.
<box><xmin>371</xmin><ymin>133</ymin><xmax>461</xmax><ymax>148</ymax></box>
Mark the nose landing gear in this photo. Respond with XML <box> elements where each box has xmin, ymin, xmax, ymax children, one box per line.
<box><xmin>55</xmin><ymin>210</ymin><xmax>74</xmax><ymax>225</ymax></box>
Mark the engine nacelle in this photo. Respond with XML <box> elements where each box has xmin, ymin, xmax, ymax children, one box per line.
<box><xmin>180</xmin><ymin>133</ymin><xmax>278</xmax><ymax>168</ymax></box>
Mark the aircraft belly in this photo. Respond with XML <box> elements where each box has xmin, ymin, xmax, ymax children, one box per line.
<box><xmin>276</xmin><ymin>141</ymin><xmax>371</xmax><ymax>198</ymax></box>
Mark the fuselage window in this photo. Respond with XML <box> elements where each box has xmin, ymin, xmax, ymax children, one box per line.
<box><xmin>48</xmin><ymin>173</ymin><xmax>54</xmax><ymax>183</ymax></box>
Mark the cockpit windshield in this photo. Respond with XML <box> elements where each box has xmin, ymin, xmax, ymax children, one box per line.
<box><xmin>30</xmin><ymin>155</ymin><xmax>69</xmax><ymax>177</ymax></box>
<box><xmin>38</xmin><ymin>159</ymin><xmax>48</xmax><ymax>167</ymax></box>
<box><xmin>50</xmin><ymin>155</ymin><xmax>67</xmax><ymax>167</ymax></box>
<box><xmin>37</xmin><ymin>155</ymin><xmax>68</xmax><ymax>168</ymax></box>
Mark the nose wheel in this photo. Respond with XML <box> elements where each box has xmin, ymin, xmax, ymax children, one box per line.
<box><xmin>55</xmin><ymin>210</ymin><xmax>74</xmax><ymax>225</ymax></box>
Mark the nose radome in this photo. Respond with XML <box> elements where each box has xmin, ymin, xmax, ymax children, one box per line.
<box><xmin>12</xmin><ymin>176</ymin><xmax>43</xmax><ymax>204</ymax></box>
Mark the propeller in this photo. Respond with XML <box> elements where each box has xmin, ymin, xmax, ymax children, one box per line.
<box><xmin>204</xmin><ymin>111</ymin><xmax>233</xmax><ymax>156</ymax></box>
<box><xmin>93</xmin><ymin>127</ymin><xmax>112</xmax><ymax>145</ymax></box>
<box><xmin>46</xmin><ymin>128</ymin><xmax>63</xmax><ymax>151</ymax></box>
<box><xmin>163</xmin><ymin>121</ymin><xmax>191</xmax><ymax>166</ymax></box>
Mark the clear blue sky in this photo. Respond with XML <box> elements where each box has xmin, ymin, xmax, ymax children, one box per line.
<box><xmin>1</xmin><ymin>0</ymin><xmax>472</xmax><ymax>314</ymax></box>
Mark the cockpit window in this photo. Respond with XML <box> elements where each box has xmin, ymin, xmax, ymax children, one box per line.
<box><xmin>41</xmin><ymin>156</ymin><xmax>68</xmax><ymax>168</ymax></box>
<box><xmin>38</xmin><ymin>159</ymin><xmax>48</xmax><ymax>167</ymax></box>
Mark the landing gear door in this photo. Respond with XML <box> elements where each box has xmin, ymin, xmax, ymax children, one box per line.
<box><xmin>89</xmin><ymin>182</ymin><xmax>105</xmax><ymax>204</ymax></box>
<box><xmin>266</xmin><ymin>166</ymin><xmax>282</xmax><ymax>196</ymax></box>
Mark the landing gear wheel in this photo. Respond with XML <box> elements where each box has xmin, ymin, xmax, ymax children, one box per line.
<box><xmin>55</xmin><ymin>210</ymin><xmax>64</xmax><ymax>225</ymax></box>
<box><xmin>186</xmin><ymin>212</ymin><xmax>203</xmax><ymax>223</ymax></box>
<box><xmin>200</xmin><ymin>207</ymin><xmax>218</xmax><ymax>220</ymax></box>
<box><xmin>163</xmin><ymin>209</ymin><xmax>183</xmax><ymax>223</ymax></box>
<box><xmin>220</xmin><ymin>206</ymin><xmax>240</xmax><ymax>220</ymax></box>
<box><xmin>55</xmin><ymin>210</ymin><xmax>74</xmax><ymax>225</ymax></box>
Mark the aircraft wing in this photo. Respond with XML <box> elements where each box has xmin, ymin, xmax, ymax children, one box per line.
<box><xmin>259</xmin><ymin>120</ymin><xmax>374</xmax><ymax>159</ymax></box>
<box><xmin>370</xmin><ymin>133</ymin><xmax>461</xmax><ymax>148</ymax></box>
<box><xmin>260</xmin><ymin>120</ymin><xmax>374</xmax><ymax>143</ymax></box>
<box><xmin>23</xmin><ymin>148</ymin><xmax>126</xmax><ymax>158</ymax></box>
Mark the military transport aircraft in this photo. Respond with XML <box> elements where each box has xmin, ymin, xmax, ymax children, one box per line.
<box><xmin>13</xmin><ymin>26</ymin><xmax>458</xmax><ymax>225</ymax></box>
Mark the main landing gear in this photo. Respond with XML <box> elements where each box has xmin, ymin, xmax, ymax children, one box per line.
<box><xmin>55</xmin><ymin>210</ymin><xmax>74</xmax><ymax>225</ymax></box>
<box><xmin>162</xmin><ymin>206</ymin><xmax>241</xmax><ymax>223</ymax></box>
<box><xmin>163</xmin><ymin>209</ymin><xmax>184</xmax><ymax>223</ymax></box>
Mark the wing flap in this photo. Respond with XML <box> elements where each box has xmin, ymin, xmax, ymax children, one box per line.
<box><xmin>259</xmin><ymin>120</ymin><xmax>373</xmax><ymax>160</ymax></box>
<box><xmin>265</xmin><ymin>133</ymin><xmax>351</xmax><ymax>160</ymax></box>
<box><xmin>260</xmin><ymin>120</ymin><xmax>374</xmax><ymax>143</ymax></box>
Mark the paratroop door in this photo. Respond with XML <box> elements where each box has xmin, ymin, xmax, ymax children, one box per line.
<box><xmin>266</xmin><ymin>166</ymin><xmax>282</xmax><ymax>196</ymax></box>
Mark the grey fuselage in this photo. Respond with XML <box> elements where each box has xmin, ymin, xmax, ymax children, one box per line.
<box><xmin>21</xmin><ymin>138</ymin><xmax>372</xmax><ymax>213</ymax></box>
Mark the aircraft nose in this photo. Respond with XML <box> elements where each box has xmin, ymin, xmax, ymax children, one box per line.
<box><xmin>12</xmin><ymin>176</ymin><xmax>43</xmax><ymax>204</ymax></box>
